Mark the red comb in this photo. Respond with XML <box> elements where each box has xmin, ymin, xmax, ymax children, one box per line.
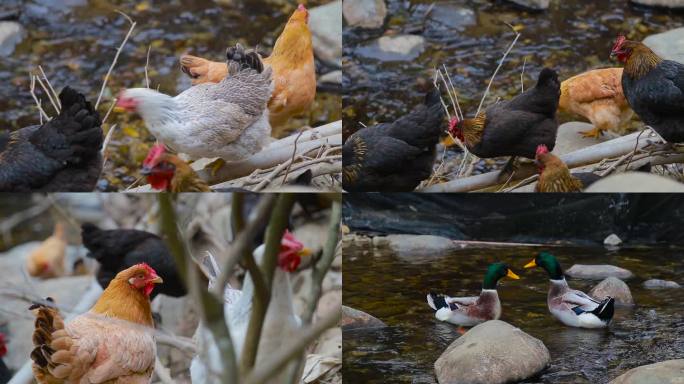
<box><xmin>143</xmin><ymin>144</ymin><xmax>166</xmax><ymax>167</ymax></box>
<box><xmin>134</xmin><ymin>262</ymin><xmax>157</xmax><ymax>276</ymax></box>
<box><xmin>536</xmin><ymin>144</ymin><xmax>549</xmax><ymax>156</ymax></box>
<box><xmin>612</xmin><ymin>35</ymin><xmax>626</xmax><ymax>51</ymax></box>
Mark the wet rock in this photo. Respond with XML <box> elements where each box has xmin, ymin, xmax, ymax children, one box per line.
<box><xmin>609</xmin><ymin>359</ymin><xmax>684</xmax><ymax>383</ymax></box>
<box><xmin>565</xmin><ymin>264</ymin><xmax>634</xmax><ymax>280</ymax></box>
<box><xmin>644</xmin><ymin>27</ymin><xmax>684</xmax><ymax>64</ymax></box>
<box><xmin>506</xmin><ymin>0</ymin><xmax>550</xmax><ymax>10</ymax></box>
<box><xmin>0</xmin><ymin>21</ymin><xmax>24</xmax><ymax>56</ymax></box>
<box><xmin>309</xmin><ymin>0</ymin><xmax>342</xmax><ymax>68</ymax></box>
<box><xmin>341</xmin><ymin>305</ymin><xmax>386</xmax><ymax>330</ymax></box>
<box><xmin>426</xmin><ymin>3</ymin><xmax>476</xmax><ymax>32</ymax></box>
<box><xmin>643</xmin><ymin>279</ymin><xmax>681</xmax><ymax>289</ymax></box>
<box><xmin>319</xmin><ymin>70</ymin><xmax>342</xmax><ymax>84</ymax></box>
<box><xmin>372</xmin><ymin>234</ymin><xmax>455</xmax><ymax>258</ymax></box>
<box><xmin>434</xmin><ymin>320</ymin><xmax>549</xmax><ymax>384</ymax></box>
<box><xmin>604</xmin><ymin>234</ymin><xmax>623</xmax><ymax>247</ymax></box>
<box><xmin>554</xmin><ymin>122</ymin><xmax>614</xmax><ymax>156</ymax></box>
<box><xmin>589</xmin><ymin>277</ymin><xmax>634</xmax><ymax>305</ymax></box>
<box><xmin>631</xmin><ymin>0</ymin><xmax>684</xmax><ymax>9</ymax></box>
<box><xmin>343</xmin><ymin>0</ymin><xmax>386</xmax><ymax>29</ymax></box>
<box><xmin>356</xmin><ymin>35</ymin><xmax>426</xmax><ymax>62</ymax></box>
<box><xmin>585</xmin><ymin>172</ymin><xmax>684</xmax><ymax>193</ymax></box>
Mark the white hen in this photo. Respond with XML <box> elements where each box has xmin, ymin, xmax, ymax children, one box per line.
<box><xmin>190</xmin><ymin>231</ymin><xmax>308</xmax><ymax>384</ymax></box>
<box><xmin>117</xmin><ymin>44</ymin><xmax>273</xmax><ymax>162</ymax></box>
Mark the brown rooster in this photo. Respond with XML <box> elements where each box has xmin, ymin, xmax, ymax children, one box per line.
<box><xmin>611</xmin><ymin>35</ymin><xmax>684</xmax><ymax>143</ymax></box>
<box><xmin>30</xmin><ymin>263</ymin><xmax>162</xmax><ymax>384</ymax></box>
<box><xmin>26</xmin><ymin>222</ymin><xmax>67</xmax><ymax>279</ymax></box>
<box><xmin>534</xmin><ymin>144</ymin><xmax>583</xmax><ymax>192</ymax></box>
<box><xmin>141</xmin><ymin>144</ymin><xmax>210</xmax><ymax>192</ymax></box>
<box><xmin>180</xmin><ymin>4</ymin><xmax>316</xmax><ymax>134</ymax></box>
<box><xmin>559</xmin><ymin>68</ymin><xmax>634</xmax><ymax>139</ymax></box>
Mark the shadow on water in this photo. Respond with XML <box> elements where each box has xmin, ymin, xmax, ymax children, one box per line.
<box><xmin>342</xmin><ymin>0</ymin><xmax>683</xmax><ymax>140</ymax></box>
<box><xmin>0</xmin><ymin>0</ymin><xmax>340</xmax><ymax>190</ymax></box>
<box><xmin>343</xmin><ymin>244</ymin><xmax>684</xmax><ymax>383</ymax></box>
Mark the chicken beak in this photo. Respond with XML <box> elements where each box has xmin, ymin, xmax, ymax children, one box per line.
<box><xmin>298</xmin><ymin>247</ymin><xmax>313</xmax><ymax>258</ymax></box>
<box><xmin>150</xmin><ymin>275</ymin><xmax>163</xmax><ymax>284</ymax></box>
<box><xmin>506</xmin><ymin>269</ymin><xmax>520</xmax><ymax>280</ymax></box>
<box><xmin>524</xmin><ymin>259</ymin><xmax>537</xmax><ymax>269</ymax></box>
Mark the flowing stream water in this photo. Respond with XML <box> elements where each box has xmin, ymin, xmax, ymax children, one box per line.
<box><xmin>343</xmin><ymin>243</ymin><xmax>684</xmax><ymax>383</ymax></box>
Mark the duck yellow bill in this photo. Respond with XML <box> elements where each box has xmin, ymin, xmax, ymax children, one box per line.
<box><xmin>506</xmin><ymin>269</ymin><xmax>520</xmax><ymax>279</ymax></box>
<box><xmin>524</xmin><ymin>259</ymin><xmax>537</xmax><ymax>269</ymax></box>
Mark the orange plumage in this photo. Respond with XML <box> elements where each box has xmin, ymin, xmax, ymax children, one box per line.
<box><xmin>30</xmin><ymin>263</ymin><xmax>163</xmax><ymax>384</ymax></box>
<box><xmin>535</xmin><ymin>145</ymin><xmax>583</xmax><ymax>192</ymax></box>
<box><xmin>558</xmin><ymin>68</ymin><xmax>634</xmax><ymax>139</ymax></box>
<box><xmin>26</xmin><ymin>222</ymin><xmax>67</xmax><ymax>279</ymax></box>
<box><xmin>180</xmin><ymin>4</ymin><xmax>316</xmax><ymax>135</ymax></box>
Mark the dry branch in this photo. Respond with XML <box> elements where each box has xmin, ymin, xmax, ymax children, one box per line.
<box><xmin>420</xmin><ymin>128</ymin><xmax>673</xmax><ymax>192</ymax></box>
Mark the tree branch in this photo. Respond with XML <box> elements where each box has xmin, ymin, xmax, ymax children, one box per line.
<box><xmin>243</xmin><ymin>308</ymin><xmax>341</xmax><ymax>384</ymax></box>
<box><xmin>239</xmin><ymin>194</ymin><xmax>296</xmax><ymax>374</ymax></box>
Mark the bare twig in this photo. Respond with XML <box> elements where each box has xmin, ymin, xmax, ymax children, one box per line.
<box><xmin>520</xmin><ymin>57</ymin><xmax>527</xmax><ymax>94</ymax></box>
<box><xmin>30</xmin><ymin>75</ymin><xmax>51</xmax><ymax>122</ymax></box>
<box><xmin>101</xmin><ymin>98</ymin><xmax>118</xmax><ymax>125</ymax></box>
<box><xmin>38</xmin><ymin>66</ymin><xmax>60</xmax><ymax>110</ymax></box>
<box><xmin>101</xmin><ymin>124</ymin><xmax>118</xmax><ymax>158</ymax></box>
<box><xmin>144</xmin><ymin>45</ymin><xmax>152</xmax><ymax>89</ymax></box>
<box><xmin>476</xmin><ymin>22</ymin><xmax>521</xmax><ymax>116</ymax></box>
<box><xmin>35</xmin><ymin>69</ymin><xmax>60</xmax><ymax>114</ymax></box>
<box><xmin>281</xmin><ymin>130</ymin><xmax>305</xmax><ymax>186</ymax></box>
<box><xmin>95</xmin><ymin>11</ymin><xmax>136</xmax><ymax>109</ymax></box>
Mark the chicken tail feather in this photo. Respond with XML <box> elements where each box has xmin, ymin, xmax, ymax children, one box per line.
<box><xmin>30</xmin><ymin>298</ymin><xmax>73</xmax><ymax>382</ymax></box>
<box><xmin>30</xmin><ymin>86</ymin><xmax>103</xmax><ymax>165</ymax></box>
<box><xmin>226</xmin><ymin>43</ymin><xmax>264</xmax><ymax>74</ymax></box>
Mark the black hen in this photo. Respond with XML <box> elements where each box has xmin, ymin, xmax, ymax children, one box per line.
<box><xmin>0</xmin><ymin>87</ymin><xmax>103</xmax><ymax>191</ymax></box>
<box><xmin>81</xmin><ymin>223</ymin><xmax>186</xmax><ymax>299</ymax></box>
<box><xmin>342</xmin><ymin>88</ymin><xmax>446</xmax><ymax>191</ymax></box>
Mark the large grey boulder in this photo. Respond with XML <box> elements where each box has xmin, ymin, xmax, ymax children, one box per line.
<box><xmin>434</xmin><ymin>320</ymin><xmax>550</xmax><ymax>384</ymax></box>
<box><xmin>309</xmin><ymin>1</ymin><xmax>342</xmax><ymax>68</ymax></box>
<box><xmin>565</xmin><ymin>264</ymin><xmax>634</xmax><ymax>280</ymax></box>
<box><xmin>343</xmin><ymin>0</ymin><xmax>386</xmax><ymax>29</ymax></box>
<box><xmin>341</xmin><ymin>305</ymin><xmax>386</xmax><ymax>330</ymax></box>
<box><xmin>644</xmin><ymin>27</ymin><xmax>684</xmax><ymax>64</ymax></box>
<box><xmin>372</xmin><ymin>234</ymin><xmax>455</xmax><ymax>258</ymax></box>
<box><xmin>631</xmin><ymin>0</ymin><xmax>684</xmax><ymax>9</ymax></box>
<box><xmin>589</xmin><ymin>277</ymin><xmax>634</xmax><ymax>305</ymax></box>
<box><xmin>609</xmin><ymin>359</ymin><xmax>684</xmax><ymax>383</ymax></box>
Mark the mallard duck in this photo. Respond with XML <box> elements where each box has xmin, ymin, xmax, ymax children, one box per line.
<box><xmin>524</xmin><ymin>251</ymin><xmax>614</xmax><ymax>328</ymax></box>
<box><xmin>426</xmin><ymin>262</ymin><xmax>520</xmax><ymax>326</ymax></box>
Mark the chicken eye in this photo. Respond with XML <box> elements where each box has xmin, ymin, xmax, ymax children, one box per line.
<box><xmin>137</xmin><ymin>273</ymin><xmax>144</xmax><ymax>279</ymax></box>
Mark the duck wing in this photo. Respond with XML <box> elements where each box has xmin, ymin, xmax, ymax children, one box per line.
<box><xmin>562</xmin><ymin>289</ymin><xmax>601</xmax><ymax>312</ymax></box>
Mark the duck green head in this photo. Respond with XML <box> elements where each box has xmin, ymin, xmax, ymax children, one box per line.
<box><xmin>524</xmin><ymin>251</ymin><xmax>563</xmax><ymax>280</ymax></box>
<box><xmin>483</xmin><ymin>262</ymin><xmax>520</xmax><ymax>290</ymax></box>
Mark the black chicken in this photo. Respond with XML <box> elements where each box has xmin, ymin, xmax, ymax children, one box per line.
<box><xmin>81</xmin><ymin>223</ymin><xmax>186</xmax><ymax>299</ymax></box>
<box><xmin>611</xmin><ymin>36</ymin><xmax>684</xmax><ymax>143</ymax></box>
<box><xmin>0</xmin><ymin>87</ymin><xmax>103</xmax><ymax>191</ymax></box>
<box><xmin>449</xmin><ymin>68</ymin><xmax>561</xmax><ymax>180</ymax></box>
<box><xmin>342</xmin><ymin>87</ymin><xmax>446</xmax><ymax>191</ymax></box>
